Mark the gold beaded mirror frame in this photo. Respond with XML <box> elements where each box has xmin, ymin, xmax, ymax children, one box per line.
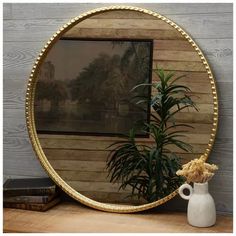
<box><xmin>25</xmin><ymin>6</ymin><xmax>218</xmax><ymax>213</ymax></box>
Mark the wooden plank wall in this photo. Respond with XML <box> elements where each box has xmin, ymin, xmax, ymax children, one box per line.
<box><xmin>3</xmin><ymin>3</ymin><xmax>233</xmax><ymax>214</ymax></box>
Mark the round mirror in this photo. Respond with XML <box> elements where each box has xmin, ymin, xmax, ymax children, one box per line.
<box><xmin>26</xmin><ymin>6</ymin><xmax>218</xmax><ymax>212</ymax></box>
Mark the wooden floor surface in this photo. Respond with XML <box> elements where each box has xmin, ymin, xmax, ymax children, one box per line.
<box><xmin>3</xmin><ymin>202</ymin><xmax>233</xmax><ymax>233</ymax></box>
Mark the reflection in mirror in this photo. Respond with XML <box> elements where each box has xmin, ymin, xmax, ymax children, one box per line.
<box><xmin>106</xmin><ymin>68</ymin><xmax>198</xmax><ymax>203</ymax></box>
<box><xmin>35</xmin><ymin>39</ymin><xmax>153</xmax><ymax>136</ymax></box>
<box><xmin>32</xmin><ymin>9</ymin><xmax>215</xmax><ymax>207</ymax></box>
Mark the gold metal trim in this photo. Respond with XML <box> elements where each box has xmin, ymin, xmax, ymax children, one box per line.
<box><xmin>25</xmin><ymin>5</ymin><xmax>219</xmax><ymax>213</ymax></box>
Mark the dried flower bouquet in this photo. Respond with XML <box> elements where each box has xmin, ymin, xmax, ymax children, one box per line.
<box><xmin>176</xmin><ymin>157</ymin><xmax>218</xmax><ymax>183</ymax></box>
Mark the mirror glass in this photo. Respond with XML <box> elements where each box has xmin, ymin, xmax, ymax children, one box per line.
<box><xmin>32</xmin><ymin>8</ymin><xmax>216</xmax><ymax>207</ymax></box>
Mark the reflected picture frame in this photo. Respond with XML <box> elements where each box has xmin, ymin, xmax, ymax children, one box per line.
<box><xmin>35</xmin><ymin>38</ymin><xmax>153</xmax><ymax>137</ymax></box>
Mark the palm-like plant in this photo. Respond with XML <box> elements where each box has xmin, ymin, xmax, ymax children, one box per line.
<box><xmin>106</xmin><ymin>68</ymin><xmax>198</xmax><ymax>203</ymax></box>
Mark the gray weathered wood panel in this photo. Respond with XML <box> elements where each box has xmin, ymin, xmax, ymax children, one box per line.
<box><xmin>3</xmin><ymin>3</ymin><xmax>233</xmax><ymax>214</ymax></box>
<box><xmin>3</xmin><ymin>3</ymin><xmax>233</xmax><ymax>20</ymax></box>
<box><xmin>3</xmin><ymin>13</ymin><xmax>232</xmax><ymax>42</ymax></box>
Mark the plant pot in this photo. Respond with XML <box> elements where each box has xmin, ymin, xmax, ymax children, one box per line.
<box><xmin>179</xmin><ymin>182</ymin><xmax>216</xmax><ymax>227</ymax></box>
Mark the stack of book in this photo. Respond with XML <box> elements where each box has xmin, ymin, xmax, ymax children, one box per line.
<box><xmin>3</xmin><ymin>177</ymin><xmax>60</xmax><ymax>211</ymax></box>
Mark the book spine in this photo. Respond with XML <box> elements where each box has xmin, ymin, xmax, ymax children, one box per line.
<box><xmin>4</xmin><ymin>187</ymin><xmax>56</xmax><ymax>197</ymax></box>
<box><xmin>4</xmin><ymin>202</ymin><xmax>45</xmax><ymax>211</ymax></box>
<box><xmin>4</xmin><ymin>198</ymin><xmax>61</xmax><ymax>212</ymax></box>
<box><xmin>4</xmin><ymin>195</ymin><xmax>50</xmax><ymax>204</ymax></box>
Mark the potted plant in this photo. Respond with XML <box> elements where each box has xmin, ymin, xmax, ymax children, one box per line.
<box><xmin>106</xmin><ymin>68</ymin><xmax>198</xmax><ymax>203</ymax></box>
<box><xmin>177</xmin><ymin>157</ymin><xmax>218</xmax><ymax>227</ymax></box>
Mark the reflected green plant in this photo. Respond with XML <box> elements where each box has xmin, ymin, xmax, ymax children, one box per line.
<box><xmin>107</xmin><ymin>68</ymin><xmax>198</xmax><ymax>203</ymax></box>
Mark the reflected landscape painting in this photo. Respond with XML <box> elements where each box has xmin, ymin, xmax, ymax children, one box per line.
<box><xmin>35</xmin><ymin>39</ymin><xmax>153</xmax><ymax>136</ymax></box>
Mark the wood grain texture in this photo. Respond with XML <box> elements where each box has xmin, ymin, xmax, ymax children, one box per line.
<box><xmin>4</xmin><ymin>3</ymin><xmax>232</xmax><ymax>20</ymax></box>
<box><xmin>3</xmin><ymin>202</ymin><xmax>233</xmax><ymax>233</ymax></box>
<box><xmin>3</xmin><ymin>11</ymin><xmax>232</xmax><ymax>41</ymax></box>
<box><xmin>3</xmin><ymin>3</ymin><xmax>233</xmax><ymax>214</ymax></box>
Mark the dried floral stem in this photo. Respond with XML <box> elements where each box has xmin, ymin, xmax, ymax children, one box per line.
<box><xmin>176</xmin><ymin>156</ymin><xmax>218</xmax><ymax>183</ymax></box>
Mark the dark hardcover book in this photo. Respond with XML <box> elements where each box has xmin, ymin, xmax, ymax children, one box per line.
<box><xmin>3</xmin><ymin>178</ymin><xmax>56</xmax><ymax>197</ymax></box>
<box><xmin>4</xmin><ymin>192</ymin><xmax>58</xmax><ymax>204</ymax></box>
<box><xmin>3</xmin><ymin>197</ymin><xmax>61</xmax><ymax>212</ymax></box>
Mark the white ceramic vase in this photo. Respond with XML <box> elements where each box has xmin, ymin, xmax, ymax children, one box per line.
<box><xmin>179</xmin><ymin>182</ymin><xmax>216</xmax><ymax>227</ymax></box>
